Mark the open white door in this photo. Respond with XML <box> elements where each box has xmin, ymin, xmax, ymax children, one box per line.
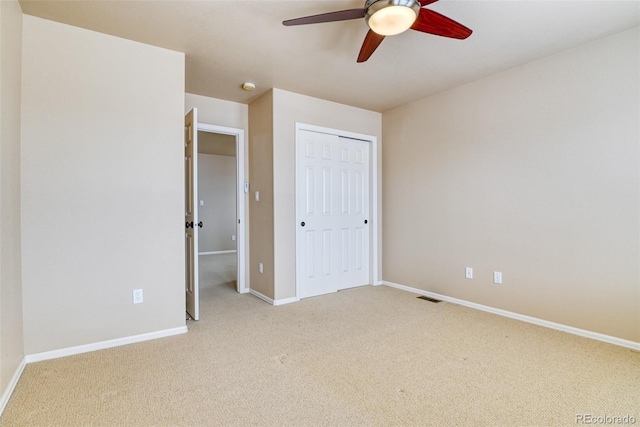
<box><xmin>185</xmin><ymin>108</ymin><xmax>199</xmax><ymax>320</ymax></box>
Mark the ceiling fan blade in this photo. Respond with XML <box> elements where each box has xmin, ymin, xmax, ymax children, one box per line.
<box><xmin>283</xmin><ymin>8</ymin><xmax>366</xmax><ymax>26</ymax></box>
<box><xmin>419</xmin><ymin>0</ymin><xmax>439</xmax><ymax>5</ymax></box>
<box><xmin>357</xmin><ymin>30</ymin><xmax>385</xmax><ymax>63</ymax></box>
<box><xmin>411</xmin><ymin>8</ymin><xmax>472</xmax><ymax>39</ymax></box>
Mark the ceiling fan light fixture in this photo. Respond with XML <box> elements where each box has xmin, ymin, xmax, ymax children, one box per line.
<box><xmin>366</xmin><ymin>0</ymin><xmax>420</xmax><ymax>36</ymax></box>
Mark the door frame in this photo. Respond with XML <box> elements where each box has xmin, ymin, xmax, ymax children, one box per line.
<box><xmin>294</xmin><ymin>122</ymin><xmax>379</xmax><ymax>299</ymax></box>
<box><xmin>197</xmin><ymin>122</ymin><xmax>248</xmax><ymax>294</ymax></box>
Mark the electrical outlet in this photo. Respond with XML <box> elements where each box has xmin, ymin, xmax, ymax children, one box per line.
<box><xmin>493</xmin><ymin>272</ymin><xmax>503</xmax><ymax>284</ymax></box>
<box><xmin>259</xmin><ymin>263</ymin><xmax>264</xmax><ymax>274</ymax></box>
<box><xmin>231</xmin><ymin>234</ymin><xmax>236</xmax><ymax>241</ymax></box>
<box><xmin>133</xmin><ymin>289</ymin><xmax>143</xmax><ymax>304</ymax></box>
<box><xmin>465</xmin><ymin>267</ymin><xmax>473</xmax><ymax>279</ymax></box>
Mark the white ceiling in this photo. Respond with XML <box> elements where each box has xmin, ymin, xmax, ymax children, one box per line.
<box><xmin>19</xmin><ymin>0</ymin><xmax>640</xmax><ymax>112</ymax></box>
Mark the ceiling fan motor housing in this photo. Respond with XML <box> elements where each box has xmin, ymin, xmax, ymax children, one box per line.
<box><xmin>365</xmin><ymin>0</ymin><xmax>421</xmax><ymax>35</ymax></box>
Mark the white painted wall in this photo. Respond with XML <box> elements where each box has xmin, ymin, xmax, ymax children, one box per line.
<box><xmin>21</xmin><ymin>16</ymin><xmax>186</xmax><ymax>354</ymax></box>
<box><xmin>382</xmin><ymin>28</ymin><xmax>640</xmax><ymax>342</ymax></box>
<box><xmin>198</xmin><ymin>153</ymin><xmax>237</xmax><ymax>253</ymax></box>
<box><xmin>0</xmin><ymin>0</ymin><xmax>25</xmax><ymax>404</ymax></box>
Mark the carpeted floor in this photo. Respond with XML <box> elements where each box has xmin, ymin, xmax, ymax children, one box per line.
<box><xmin>1</xmin><ymin>262</ymin><xmax>638</xmax><ymax>426</ymax></box>
<box><xmin>198</xmin><ymin>253</ymin><xmax>237</xmax><ymax>294</ymax></box>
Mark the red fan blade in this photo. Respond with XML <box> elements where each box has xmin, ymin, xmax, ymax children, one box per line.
<box><xmin>357</xmin><ymin>30</ymin><xmax>385</xmax><ymax>63</ymax></box>
<box><xmin>419</xmin><ymin>0</ymin><xmax>439</xmax><ymax>5</ymax></box>
<box><xmin>283</xmin><ymin>8</ymin><xmax>366</xmax><ymax>26</ymax></box>
<box><xmin>411</xmin><ymin>8</ymin><xmax>472</xmax><ymax>39</ymax></box>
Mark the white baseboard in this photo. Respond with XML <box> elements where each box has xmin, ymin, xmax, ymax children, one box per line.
<box><xmin>0</xmin><ymin>356</ymin><xmax>27</xmax><ymax>416</ymax></box>
<box><xmin>249</xmin><ymin>289</ymin><xmax>299</xmax><ymax>306</ymax></box>
<box><xmin>274</xmin><ymin>296</ymin><xmax>299</xmax><ymax>306</ymax></box>
<box><xmin>382</xmin><ymin>281</ymin><xmax>640</xmax><ymax>351</ymax></box>
<box><xmin>249</xmin><ymin>289</ymin><xmax>274</xmax><ymax>304</ymax></box>
<box><xmin>199</xmin><ymin>250</ymin><xmax>237</xmax><ymax>256</ymax></box>
<box><xmin>25</xmin><ymin>326</ymin><xmax>188</xmax><ymax>363</ymax></box>
<box><xmin>0</xmin><ymin>327</ymin><xmax>187</xmax><ymax>414</ymax></box>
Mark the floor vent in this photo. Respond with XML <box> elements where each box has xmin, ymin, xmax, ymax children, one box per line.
<box><xmin>417</xmin><ymin>296</ymin><xmax>442</xmax><ymax>303</ymax></box>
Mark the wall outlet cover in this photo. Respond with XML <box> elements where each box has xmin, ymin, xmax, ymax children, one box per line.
<box><xmin>133</xmin><ymin>289</ymin><xmax>143</xmax><ymax>304</ymax></box>
<box><xmin>465</xmin><ymin>267</ymin><xmax>473</xmax><ymax>279</ymax></box>
<box><xmin>493</xmin><ymin>272</ymin><xmax>503</xmax><ymax>284</ymax></box>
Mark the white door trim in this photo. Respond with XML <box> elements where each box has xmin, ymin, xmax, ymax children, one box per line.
<box><xmin>294</xmin><ymin>122</ymin><xmax>379</xmax><ymax>299</ymax></box>
<box><xmin>197</xmin><ymin>123</ymin><xmax>248</xmax><ymax>294</ymax></box>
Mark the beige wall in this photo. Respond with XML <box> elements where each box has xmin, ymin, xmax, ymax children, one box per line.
<box><xmin>382</xmin><ymin>28</ymin><xmax>639</xmax><ymax>342</ymax></box>
<box><xmin>271</xmin><ymin>89</ymin><xmax>382</xmax><ymax>300</ymax></box>
<box><xmin>199</xmin><ymin>132</ymin><xmax>236</xmax><ymax>157</ymax></box>
<box><xmin>0</xmin><ymin>0</ymin><xmax>25</xmax><ymax>401</ymax></box>
<box><xmin>185</xmin><ymin>93</ymin><xmax>248</xmax><ymax>131</ymax></box>
<box><xmin>197</xmin><ymin>153</ymin><xmax>237</xmax><ymax>253</ymax></box>
<box><xmin>248</xmin><ymin>90</ymin><xmax>275</xmax><ymax>299</ymax></box>
<box><xmin>21</xmin><ymin>16</ymin><xmax>186</xmax><ymax>354</ymax></box>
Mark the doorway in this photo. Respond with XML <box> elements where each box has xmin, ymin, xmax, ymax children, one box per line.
<box><xmin>197</xmin><ymin>130</ymin><xmax>240</xmax><ymax>298</ymax></box>
<box><xmin>185</xmin><ymin>108</ymin><xmax>247</xmax><ymax>320</ymax></box>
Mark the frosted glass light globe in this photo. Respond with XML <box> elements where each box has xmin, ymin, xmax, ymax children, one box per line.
<box><xmin>368</xmin><ymin>5</ymin><xmax>417</xmax><ymax>36</ymax></box>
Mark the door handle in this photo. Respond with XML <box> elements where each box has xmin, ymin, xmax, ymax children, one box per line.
<box><xmin>185</xmin><ymin>221</ymin><xmax>193</xmax><ymax>228</ymax></box>
<box><xmin>364</xmin><ymin>219</ymin><xmax>368</xmax><ymax>224</ymax></box>
<box><xmin>301</xmin><ymin>222</ymin><xmax>305</xmax><ymax>227</ymax></box>
<box><xmin>197</xmin><ymin>221</ymin><xmax>203</xmax><ymax>228</ymax></box>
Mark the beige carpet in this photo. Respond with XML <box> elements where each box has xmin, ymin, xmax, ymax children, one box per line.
<box><xmin>1</xmin><ymin>274</ymin><xmax>638</xmax><ymax>426</ymax></box>
<box><xmin>198</xmin><ymin>253</ymin><xmax>237</xmax><ymax>293</ymax></box>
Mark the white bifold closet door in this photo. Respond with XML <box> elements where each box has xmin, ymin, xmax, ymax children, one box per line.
<box><xmin>296</xmin><ymin>129</ymin><xmax>370</xmax><ymax>299</ymax></box>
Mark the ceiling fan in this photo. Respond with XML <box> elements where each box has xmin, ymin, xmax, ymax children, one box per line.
<box><xmin>283</xmin><ymin>0</ymin><xmax>472</xmax><ymax>63</ymax></box>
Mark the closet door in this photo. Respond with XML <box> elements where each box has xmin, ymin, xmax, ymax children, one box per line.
<box><xmin>337</xmin><ymin>135</ymin><xmax>370</xmax><ymax>290</ymax></box>
<box><xmin>296</xmin><ymin>129</ymin><xmax>370</xmax><ymax>299</ymax></box>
